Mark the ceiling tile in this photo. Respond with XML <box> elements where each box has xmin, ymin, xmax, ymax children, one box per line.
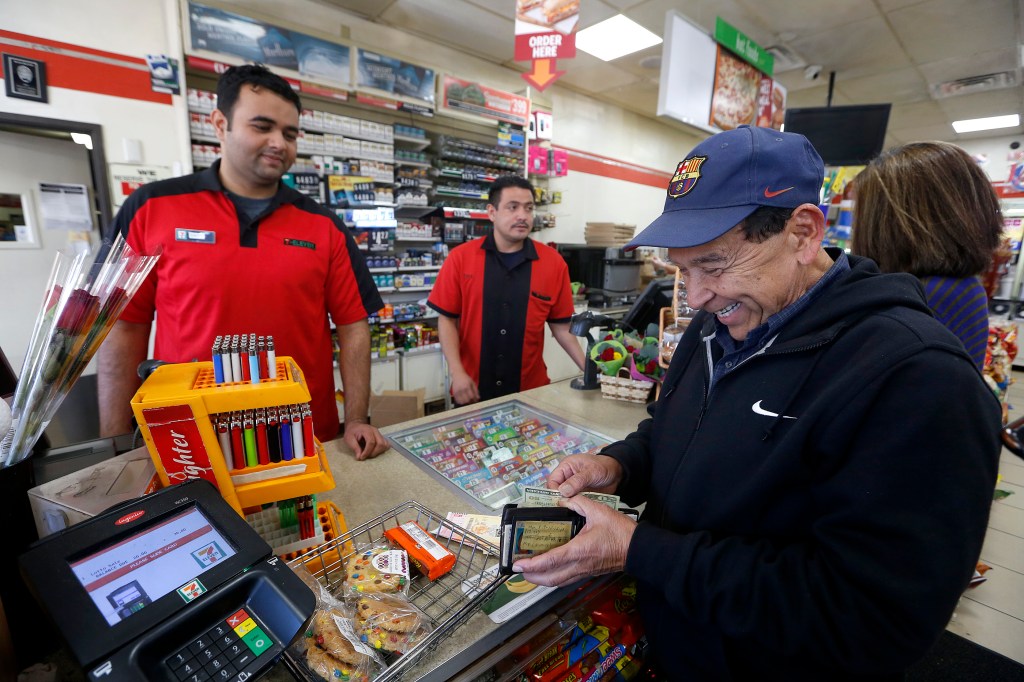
<box><xmin>886</xmin><ymin>100</ymin><xmax>948</xmax><ymax>130</ymax></box>
<box><xmin>832</xmin><ymin>67</ymin><xmax>929</xmax><ymax>105</ymax></box>
<box><xmin>917</xmin><ymin>48</ymin><xmax>1020</xmax><ymax>89</ymax></box>
<box><xmin>378</xmin><ymin>0</ymin><xmax>516</xmax><ymax>63</ymax></box>
<box><xmin>887</xmin><ymin>0</ymin><xmax>1017</xmax><ymax>66</ymax></box>
<box><xmin>788</xmin><ymin>16</ymin><xmax>911</xmax><ymax>79</ymax></box>
<box><xmin>937</xmin><ymin>88</ymin><xmax>1024</xmax><ymax>118</ymax></box>
<box><xmin>733</xmin><ymin>0</ymin><xmax>879</xmax><ymax>36</ymax></box>
<box><xmin>886</xmin><ymin>121</ymin><xmax>956</xmax><ymax>144</ymax></box>
<box><xmin>558</xmin><ymin>61</ymin><xmax>641</xmax><ymax>92</ymax></box>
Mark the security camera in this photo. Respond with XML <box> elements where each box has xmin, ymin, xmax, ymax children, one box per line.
<box><xmin>804</xmin><ymin>65</ymin><xmax>823</xmax><ymax>81</ymax></box>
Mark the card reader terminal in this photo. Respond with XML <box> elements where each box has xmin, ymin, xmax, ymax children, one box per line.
<box><xmin>19</xmin><ymin>479</ymin><xmax>316</xmax><ymax>681</ymax></box>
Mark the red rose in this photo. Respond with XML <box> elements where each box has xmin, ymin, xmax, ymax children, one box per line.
<box><xmin>645</xmin><ymin>360</ymin><xmax>657</xmax><ymax>374</ymax></box>
<box><xmin>601</xmin><ymin>348</ymin><xmax>615</xmax><ymax>361</ymax></box>
<box><xmin>603</xmin><ymin>334</ymin><xmax>613</xmax><ymax>341</ymax></box>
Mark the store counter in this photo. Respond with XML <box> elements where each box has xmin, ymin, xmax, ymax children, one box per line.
<box><xmin>275</xmin><ymin>379</ymin><xmax>649</xmax><ymax>681</ymax></box>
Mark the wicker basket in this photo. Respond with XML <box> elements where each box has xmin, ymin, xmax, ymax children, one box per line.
<box><xmin>599</xmin><ymin>367</ymin><xmax>655</xmax><ymax>403</ymax></box>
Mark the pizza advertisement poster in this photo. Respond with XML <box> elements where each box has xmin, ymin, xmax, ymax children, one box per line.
<box><xmin>708</xmin><ymin>45</ymin><xmax>762</xmax><ymax>131</ymax></box>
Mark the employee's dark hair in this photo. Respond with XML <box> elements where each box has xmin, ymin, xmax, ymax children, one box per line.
<box><xmin>216</xmin><ymin>63</ymin><xmax>302</xmax><ymax>122</ymax></box>
<box><xmin>489</xmin><ymin>175</ymin><xmax>535</xmax><ymax>207</ymax></box>
<box><xmin>852</xmin><ymin>141</ymin><xmax>1003</xmax><ymax>277</ymax></box>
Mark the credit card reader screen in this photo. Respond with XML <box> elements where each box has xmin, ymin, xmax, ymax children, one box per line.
<box><xmin>20</xmin><ymin>479</ymin><xmax>315</xmax><ymax>681</ymax></box>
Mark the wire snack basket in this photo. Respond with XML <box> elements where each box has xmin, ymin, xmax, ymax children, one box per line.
<box><xmin>284</xmin><ymin>500</ymin><xmax>508</xmax><ymax>681</ymax></box>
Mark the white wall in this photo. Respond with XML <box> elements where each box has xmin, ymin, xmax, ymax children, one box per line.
<box><xmin>954</xmin><ymin>134</ymin><xmax>1024</xmax><ymax>183</ymax></box>
<box><xmin>2</xmin><ymin>0</ymin><xmax>191</xmax><ymax>176</ymax></box>
<box><xmin>0</xmin><ymin>132</ymin><xmax>95</xmax><ymax>373</ymax></box>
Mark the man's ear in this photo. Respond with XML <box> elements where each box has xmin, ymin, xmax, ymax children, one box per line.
<box><xmin>210</xmin><ymin>108</ymin><xmax>229</xmax><ymax>143</ymax></box>
<box><xmin>787</xmin><ymin>204</ymin><xmax>826</xmax><ymax>263</ymax></box>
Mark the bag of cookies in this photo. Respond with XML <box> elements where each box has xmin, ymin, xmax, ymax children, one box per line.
<box><xmin>289</xmin><ymin>567</ymin><xmax>385</xmax><ymax>682</ymax></box>
<box><xmin>354</xmin><ymin>593</ymin><xmax>433</xmax><ymax>655</ymax></box>
<box><xmin>302</xmin><ymin>608</ymin><xmax>385</xmax><ymax>682</ymax></box>
<box><xmin>341</xmin><ymin>540</ymin><xmax>412</xmax><ymax>598</ymax></box>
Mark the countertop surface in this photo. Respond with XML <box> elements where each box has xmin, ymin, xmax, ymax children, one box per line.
<box><xmin>273</xmin><ymin>380</ymin><xmax>650</xmax><ymax>681</ymax></box>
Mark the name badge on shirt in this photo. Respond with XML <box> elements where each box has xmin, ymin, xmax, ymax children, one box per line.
<box><xmin>175</xmin><ymin>228</ymin><xmax>215</xmax><ymax>244</ymax></box>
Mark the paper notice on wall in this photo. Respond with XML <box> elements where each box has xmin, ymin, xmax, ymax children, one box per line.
<box><xmin>38</xmin><ymin>182</ymin><xmax>93</xmax><ymax>231</ymax></box>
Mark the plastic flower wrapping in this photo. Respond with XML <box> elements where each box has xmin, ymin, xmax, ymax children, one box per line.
<box><xmin>591</xmin><ymin>323</ymin><xmax>665</xmax><ymax>382</ymax></box>
<box><xmin>0</xmin><ymin>235</ymin><xmax>161</xmax><ymax>468</ymax></box>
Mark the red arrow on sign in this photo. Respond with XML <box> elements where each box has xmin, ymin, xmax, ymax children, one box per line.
<box><xmin>521</xmin><ymin>58</ymin><xmax>565</xmax><ymax>91</ymax></box>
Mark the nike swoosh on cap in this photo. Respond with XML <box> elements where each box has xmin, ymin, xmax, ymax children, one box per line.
<box><xmin>751</xmin><ymin>400</ymin><xmax>797</xmax><ymax>420</ymax></box>
<box><xmin>763</xmin><ymin>186</ymin><xmax>794</xmax><ymax>198</ymax></box>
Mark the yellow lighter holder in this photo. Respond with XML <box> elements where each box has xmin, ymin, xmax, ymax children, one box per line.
<box><xmin>130</xmin><ymin>356</ymin><xmax>335</xmax><ymax>516</ymax></box>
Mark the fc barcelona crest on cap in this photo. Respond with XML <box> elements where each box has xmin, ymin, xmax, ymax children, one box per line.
<box><xmin>667</xmin><ymin>156</ymin><xmax>706</xmax><ymax>198</ymax></box>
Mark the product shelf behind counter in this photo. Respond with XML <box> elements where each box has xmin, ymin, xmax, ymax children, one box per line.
<box><xmin>287</xmin><ymin>381</ymin><xmax>649</xmax><ymax>681</ymax></box>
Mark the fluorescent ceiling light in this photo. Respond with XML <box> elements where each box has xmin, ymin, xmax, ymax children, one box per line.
<box><xmin>70</xmin><ymin>133</ymin><xmax>93</xmax><ymax>150</ymax></box>
<box><xmin>952</xmin><ymin>114</ymin><xmax>1019</xmax><ymax>133</ymax></box>
<box><xmin>576</xmin><ymin>15</ymin><xmax>662</xmax><ymax>62</ymax></box>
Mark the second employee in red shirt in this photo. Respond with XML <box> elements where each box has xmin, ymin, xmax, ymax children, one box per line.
<box><xmin>427</xmin><ymin>176</ymin><xmax>585</xmax><ymax>405</ymax></box>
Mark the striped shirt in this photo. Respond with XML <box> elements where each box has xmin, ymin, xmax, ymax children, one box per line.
<box><xmin>919</xmin><ymin>275</ymin><xmax>989</xmax><ymax>370</ymax></box>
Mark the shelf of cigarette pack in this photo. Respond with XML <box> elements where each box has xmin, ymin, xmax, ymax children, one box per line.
<box><xmin>368</xmin><ymin>267</ymin><xmax>397</xmax><ymax>273</ymax></box>
<box><xmin>301</xmin><ymin>126</ymin><xmax>393</xmax><ymax>145</ymax></box>
<box><xmin>436</xmin><ymin>187</ymin><xmax>490</xmax><ymax>200</ymax></box>
<box><xmin>395</xmin><ymin>236</ymin><xmax>440</xmax><ymax>243</ymax></box>
<box><xmin>399</xmin><ymin>265</ymin><xmax>442</xmax><ymax>272</ymax></box>
<box><xmin>188</xmin><ymin>105</ymin><xmax>216</xmax><ymax>116</ymax></box>
<box><xmin>376</xmin><ymin>286</ymin><xmax>396</xmax><ymax>292</ymax></box>
<box><xmin>394</xmin><ymin>159</ymin><xmax>432</xmax><ymax>169</ymax></box>
<box><xmin>340</xmin><ymin>202</ymin><xmax>397</xmax><ymax>209</ymax></box>
<box><xmin>437</xmin><ymin>168</ymin><xmax>499</xmax><ymax>183</ymax></box>
<box><xmin>191</xmin><ymin>133</ymin><xmax>221</xmax><ymax>144</ymax></box>
<box><xmin>394</xmin><ymin>134</ymin><xmax>432</xmax><ymax>150</ymax></box>
<box><xmin>347</xmin><ymin>221</ymin><xmax>397</xmax><ymax>228</ymax></box>
<box><xmin>441</xmin><ymin>207</ymin><xmax>490</xmax><ymax>220</ymax></box>
<box><xmin>394</xmin><ymin>286</ymin><xmax>433</xmax><ymax>292</ymax></box>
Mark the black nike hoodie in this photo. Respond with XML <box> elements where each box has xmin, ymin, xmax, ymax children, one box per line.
<box><xmin>603</xmin><ymin>254</ymin><xmax>1001</xmax><ymax>680</ymax></box>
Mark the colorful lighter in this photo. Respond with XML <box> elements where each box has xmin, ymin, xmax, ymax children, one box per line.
<box><xmin>267</xmin><ymin>406</ymin><xmax>282</xmax><ymax>463</ymax></box>
<box><xmin>280</xmin><ymin>409</ymin><xmax>293</xmax><ymax>461</ymax></box>
<box><xmin>216</xmin><ymin>414</ymin><xmax>232</xmax><ymax>470</ymax></box>
<box><xmin>242</xmin><ymin>409</ymin><xmax>257</xmax><ymax>467</ymax></box>
<box><xmin>229</xmin><ymin>411</ymin><xmax>244</xmax><ymax>470</ymax></box>
<box><xmin>255</xmin><ymin>407</ymin><xmax>270</xmax><ymax>465</ymax></box>
<box><xmin>291</xmin><ymin>406</ymin><xmax>304</xmax><ymax>460</ymax></box>
<box><xmin>229</xmin><ymin>336</ymin><xmax>242</xmax><ymax>384</ymax></box>
<box><xmin>267</xmin><ymin>337</ymin><xmax>277</xmax><ymax>379</ymax></box>
<box><xmin>239</xmin><ymin>336</ymin><xmax>251</xmax><ymax>382</ymax></box>
<box><xmin>301</xmin><ymin>405</ymin><xmax>315</xmax><ymax>458</ymax></box>
<box><xmin>212</xmin><ymin>336</ymin><xmax>224</xmax><ymax>384</ymax></box>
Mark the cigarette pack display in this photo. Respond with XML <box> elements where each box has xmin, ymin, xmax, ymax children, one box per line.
<box><xmin>130</xmin><ymin>356</ymin><xmax>335</xmax><ymax>515</ymax></box>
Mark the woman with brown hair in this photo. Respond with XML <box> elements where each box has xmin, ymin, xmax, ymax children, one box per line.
<box><xmin>852</xmin><ymin>141</ymin><xmax>1003</xmax><ymax>369</ymax></box>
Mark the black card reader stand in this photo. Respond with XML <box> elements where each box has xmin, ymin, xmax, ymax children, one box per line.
<box><xmin>19</xmin><ymin>479</ymin><xmax>315</xmax><ymax>681</ymax></box>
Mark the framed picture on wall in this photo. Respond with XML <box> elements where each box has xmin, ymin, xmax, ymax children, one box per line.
<box><xmin>3</xmin><ymin>54</ymin><xmax>48</xmax><ymax>103</ymax></box>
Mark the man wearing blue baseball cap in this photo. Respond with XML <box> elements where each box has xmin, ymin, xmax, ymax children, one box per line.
<box><xmin>514</xmin><ymin>126</ymin><xmax>1001</xmax><ymax>679</ymax></box>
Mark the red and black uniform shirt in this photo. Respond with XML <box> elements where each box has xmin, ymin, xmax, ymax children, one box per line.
<box><xmin>115</xmin><ymin>160</ymin><xmax>382</xmax><ymax>441</ymax></box>
<box><xmin>427</xmin><ymin>232</ymin><xmax>574</xmax><ymax>399</ymax></box>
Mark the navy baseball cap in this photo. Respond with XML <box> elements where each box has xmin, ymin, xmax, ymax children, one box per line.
<box><xmin>626</xmin><ymin>125</ymin><xmax>824</xmax><ymax>250</ymax></box>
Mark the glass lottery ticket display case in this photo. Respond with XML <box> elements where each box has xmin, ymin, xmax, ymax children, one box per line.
<box><xmin>387</xmin><ymin>400</ymin><xmax>615</xmax><ymax>510</ymax></box>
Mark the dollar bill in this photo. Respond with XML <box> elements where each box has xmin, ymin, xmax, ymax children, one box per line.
<box><xmin>581</xmin><ymin>491</ymin><xmax>620</xmax><ymax>510</ymax></box>
<box><xmin>521</xmin><ymin>485</ymin><xmax>562</xmax><ymax>507</ymax></box>
<box><xmin>521</xmin><ymin>486</ymin><xmax>620</xmax><ymax>510</ymax></box>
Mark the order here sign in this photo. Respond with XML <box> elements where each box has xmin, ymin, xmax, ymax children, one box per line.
<box><xmin>514</xmin><ymin>32</ymin><xmax>576</xmax><ymax>61</ymax></box>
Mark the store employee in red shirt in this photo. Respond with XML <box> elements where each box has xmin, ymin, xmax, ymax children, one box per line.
<box><xmin>428</xmin><ymin>176</ymin><xmax>585</xmax><ymax>404</ymax></box>
<box><xmin>97</xmin><ymin>64</ymin><xmax>388</xmax><ymax>460</ymax></box>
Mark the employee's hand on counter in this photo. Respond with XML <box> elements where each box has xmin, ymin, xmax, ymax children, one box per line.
<box><xmin>513</xmin><ymin>494</ymin><xmax>636</xmax><ymax>587</ymax></box>
<box><xmin>344</xmin><ymin>420</ymin><xmax>389</xmax><ymax>460</ymax></box>
<box><xmin>450</xmin><ymin>371</ymin><xmax>480</xmax><ymax>406</ymax></box>
<box><xmin>547</xmin><ymin>454</ymin><xmax>623</xmax><ymax>497</ymax></box>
